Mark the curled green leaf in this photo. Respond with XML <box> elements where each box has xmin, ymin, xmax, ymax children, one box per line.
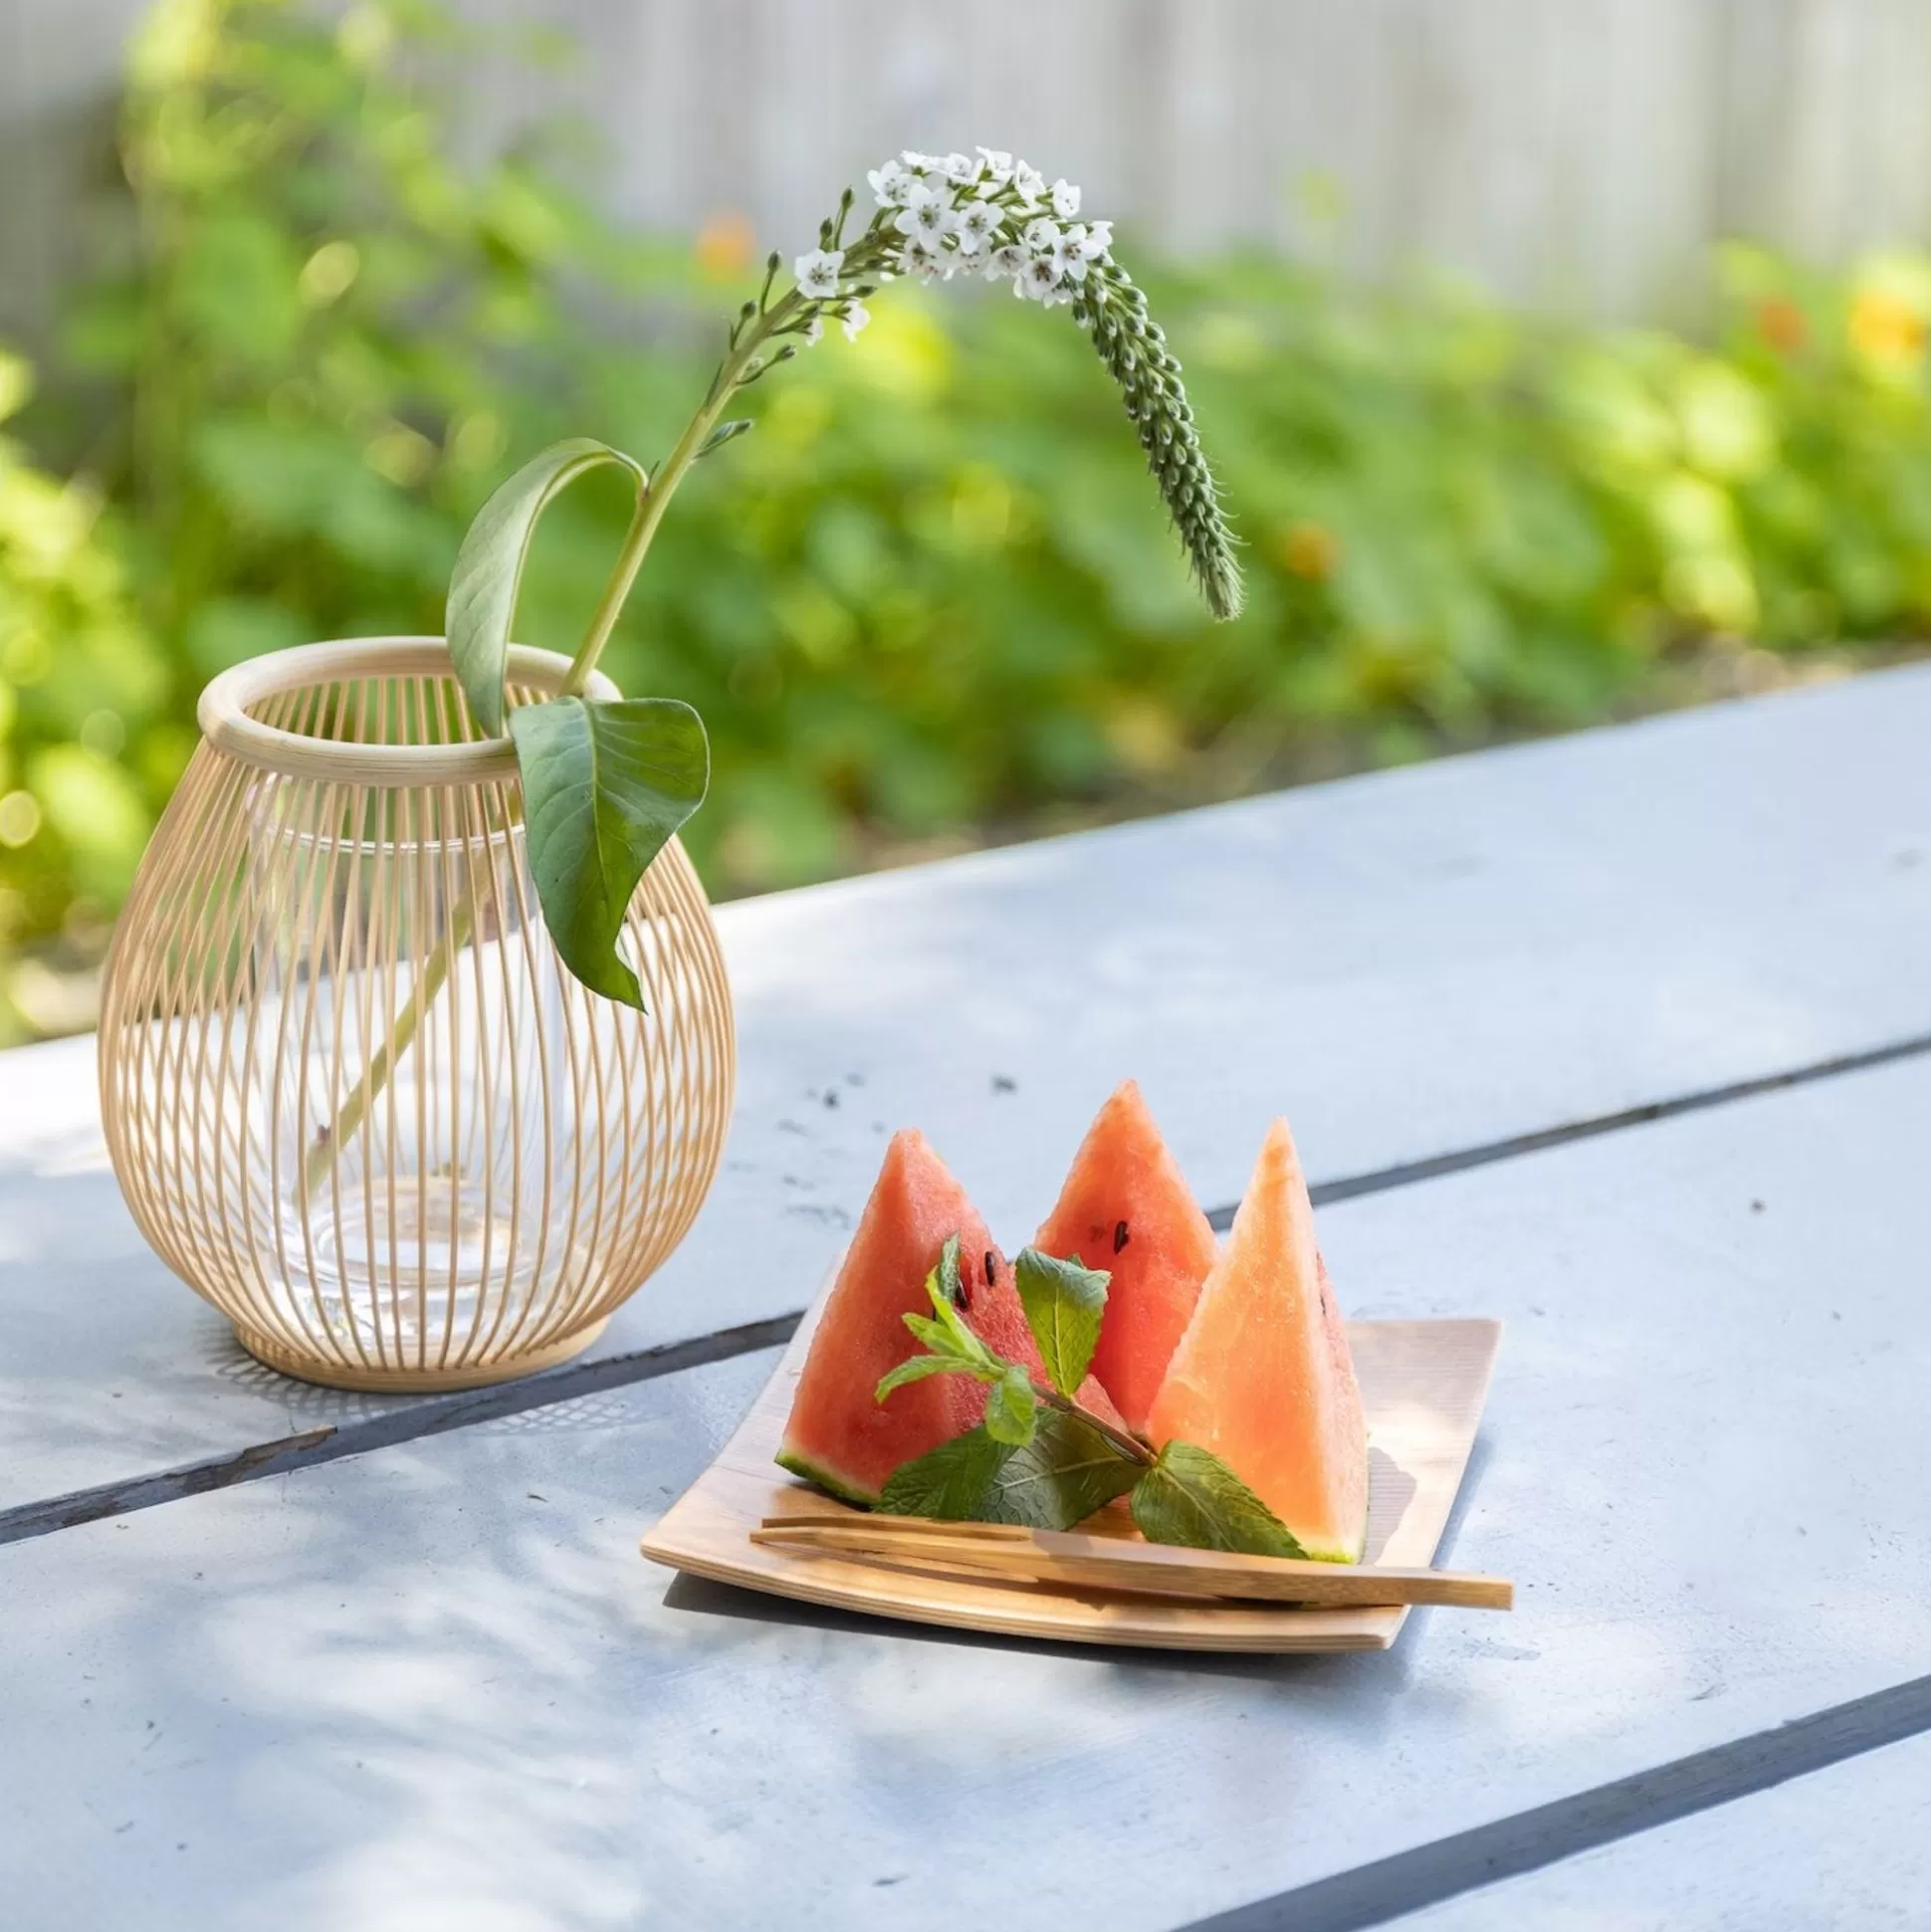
<box><xmin>509</xmin><ymin>694</ymin><xmax>709</xmax><ymax>1006</ymax></box>
<box><xmin>446</xmin><ymin>438</ymin><xmax>646</xmax><ymax>735</ymax></box>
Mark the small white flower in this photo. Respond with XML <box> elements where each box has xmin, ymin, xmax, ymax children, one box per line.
<box><xmin>1023</xmin><ymin>216</ymin><xmax>1060</xmax><ymax>253</ymax></box>
<box><xmin>953</xmin><ymin>198</ymin><xmax>1000</xmax><ymax>252</ymax></box>
<box><xmin>801</xmin><ymin>313</ymin><xmax>824</xmax><ymax>345</ymax></box>
<box><xmin>1050</xmin><ymin>177</ymin><xmax>1081</xmax><ymax>219</ymax></box>
<box><xmin>867</xmin><ymin>159</ymin><xmax>916</xmax><ymax>207</ymax></box>
<box><xmin>840</xmin><ymin>302</ymin><xmax>871</xmax><ymax>342</ymax></box>
<box><xmin>1016</xmin><ymin>253</ymin><xmax>1061</xmax><ymax>301</ymax></box>
<box><xmin>897</xmin><ymin>236</ymin><xmax>945</xmax><ymax>282</ymax></box>
<box><xmin>1079</xmin><ymin>218</ymin><xmax>1113</xmax><ymax>260</ymax></box>
<box><xmin>975</xmin><ymin>146</ymin><xmax>1014</xmax><ymax>180</ymax></box>
<box><xmin>895</xmin><ymin>184</ymin><xmax>958</xmax><ymax>243</ymax></box>
<box><xmin>794</xmin><ymin>248</ymin><xmax>844</xmax><ymax>299</ymax></box>
<box><xmin>984</xmin><ymin>242</ymin><xmax>1027</xmax><ymax>282</ymax></box>
<box><xmin>941</xmin><ymin>151</ymin><xmax>978</xmax><ymax>186</ymax></box>
<box><xmin>1050</xmin><ymin>227</ymin><xmax>1091</xmax><ymax>282</ymax></box>
<box><xmin>1011</xmin><ymin>161</ymin><xmax>1047</xmax><ymax>208</ymax></box>
<box><xmin>900</xmin><ymin>149</ymin><xmax>939</xmax><ymax>171</ymax></box>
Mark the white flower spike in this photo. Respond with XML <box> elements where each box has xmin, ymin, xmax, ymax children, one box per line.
<box><xmin>762</xmin><ymin>148</ymin><xmax>1242</xmax><ymax>618</ymax></box>
<box><xmin>793</xmin><ymin>248</ymin><xmax>844</xmax><ymax>299</ymax></box>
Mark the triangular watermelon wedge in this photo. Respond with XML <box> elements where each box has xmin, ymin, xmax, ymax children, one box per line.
<box><xmin>777</xmin><ymin>1130</ymin><xmax>1124</xmax><ymax>1507</ymax></box>
<box><xmin>1145</xmin><ymin>1118</ymin><xmax>1369</xmax><ymax>1562</ymax></box>
<box><xmin>1033</xmin><ymin>1080</ymin><xmax>1219</xmax><ymax>1432</ymax></box>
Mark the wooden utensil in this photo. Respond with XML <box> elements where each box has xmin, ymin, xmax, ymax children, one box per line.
<box><xmin>751</xmin><ymin>1514</ymin><xmax>1512</xmax><ymax>1610</ymax></box>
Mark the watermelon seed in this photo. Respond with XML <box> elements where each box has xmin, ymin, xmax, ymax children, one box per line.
<box><xmin>984</xmin><ymin>1250</ymin><xmax>997</xmax><ymax>1287</ymax></box>
<box><xmin>1114</xmin><ymin>1219</ymin><xmax>1130</xmax><ymax>1253</ymax></box>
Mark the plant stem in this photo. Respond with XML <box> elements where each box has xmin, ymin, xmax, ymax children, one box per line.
<box><xmin>1032</xmin><ymin>1377</ymin><xmax>1155</xmax><ymax>1466</ymax></box>
<box><xmin>559</xmin><ymin>289</ymin><xmax>805</xmax><ymax>697</ymax></box>
<box><xmin>301</xmin><ymin>291</ymin><xmax>817</xmax><ymax>1197</ymax></box>
<box><xmin>301</xmin><ymin>899</ymin><xmax>472</xmax><ymax>1196</ymax></box>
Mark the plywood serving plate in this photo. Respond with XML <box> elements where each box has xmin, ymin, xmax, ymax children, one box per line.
<box><xmin>642</xmin><ymin>1289</ymin><xmax>1500</xmax><ymax>1653</ymax></box>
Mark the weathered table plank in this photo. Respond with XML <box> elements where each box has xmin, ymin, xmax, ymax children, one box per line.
<box><xmin>5</xmin><ymin>666</ymin><xmax>1929</xmax><ymax>1511</ymax></box>
<box><xmin>3</xmin><ymin>1050</ymin><xmax>1928</xmax><ymax>1929</ymax></box>
<box><xmin>1402</xmin><ymin>1730</ymin><xmax>1931</xmax><ymax>1931</ymax></box>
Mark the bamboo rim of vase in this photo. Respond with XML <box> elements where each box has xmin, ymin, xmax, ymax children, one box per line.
<box><xmin>197</xmin><ymin>636</ymin><xmax>621</xmax><ymax>786</ymax></box>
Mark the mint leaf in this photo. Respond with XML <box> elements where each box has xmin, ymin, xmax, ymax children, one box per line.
<box><xmin>909</xmin><ymin>1239</ymin><xmax>1003</xmax><ymax>1375</ymax></box>
<box><xmin>1013</xmin><ymin>1247</ymin><xmax>1109</xmax><ymax>1395</ymax></box>
<box><xmin>981</xmin><ymin>1405</ymin><xmax>1143</xmax><ymax>1530</ymax></box>
<box><xmin>879</xmin><ymin>1427</ymin><xmax>1014</xmax><ymax>1519</ymax></box>
<box><xmin>982</xmin><ymin>1365</ymin><xmax>1038</xmax><ymax>1446</ymax></box>
<box><xmin>1130</xmin><ymin>1441</ymin><xmax>1309</xmax><ymax>1558</ymax></box>
<box><xmin>875</xmin><ymin>1352</ymin><xmax>974</xmax><ymax>1402</ymax></box>
<box><xmin>981</xmin><ymin>1360</ymin><xmax>1043</xmax><ymax>1452</ymax></box>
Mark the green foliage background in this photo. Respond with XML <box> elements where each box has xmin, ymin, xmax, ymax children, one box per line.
<box><xmin>3</xmin><ymin>0</ymin><xmax>1931</xmax><ymax>1039</ymax></box>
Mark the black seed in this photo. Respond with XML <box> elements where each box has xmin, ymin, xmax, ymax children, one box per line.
<box><xmin>984</xmin><ymin>1250</ymin><xmax>997</xmax><ymax>1286</ymax></box>
<box><xmin>1114</xmin><ymin>1219</ymin><xmax>1130</xmax><ymax>1253</ymax></box>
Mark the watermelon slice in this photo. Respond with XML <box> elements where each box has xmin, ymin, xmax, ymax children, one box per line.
<box><xmin>1033</xmin><ymin>1080</ymin><xmax>1219</xmax><ymax>1432</ymax></box>
<box><xmin>1144</xmin><ymin>1118</ymin><xmax>1369</xmax><ymax>1562</ymax></box>
<box><xmin>777</xmin><ymin>1129</ymin><xmax>1124</xmax><ymax>1507</ymax></box>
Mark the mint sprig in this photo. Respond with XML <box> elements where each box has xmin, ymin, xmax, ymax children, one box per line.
<box><xmin>867</xmin><ymin>1232</ymin><xmax>1309</xmax><ymax>1557</ymax></box>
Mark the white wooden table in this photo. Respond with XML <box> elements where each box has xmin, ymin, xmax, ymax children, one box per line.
<box><xmin>2</xmin><ymin>667</ymin><xmax>1929</xmax><ymax>1929</ymax></box>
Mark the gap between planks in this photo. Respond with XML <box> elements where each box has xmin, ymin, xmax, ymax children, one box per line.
<box><xmin>4</xmin><ymin>1020</ymin><xmax>1930</xmax><ymax>1553</ymax></box>
<box><xmin>1170</xmin><ymin>1668</ymin><xmax>1931</xmax><ymax>1932</ymax></box>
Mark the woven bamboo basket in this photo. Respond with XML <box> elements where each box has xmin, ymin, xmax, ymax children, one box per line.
<box><xmin>97</xmin><ymin>637</ymin><xmax>735</xmax><ymax>1392</ymax></box>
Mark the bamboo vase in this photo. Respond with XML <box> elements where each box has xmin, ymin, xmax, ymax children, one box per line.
<box><xmin>98</xmin><ymin>637</ymin><xmax>736</xmax><ymax>1392</ymax></box>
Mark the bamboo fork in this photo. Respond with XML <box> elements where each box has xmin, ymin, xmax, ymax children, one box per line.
<box><xmin>752</xmin><ymin>1514</ymin><xmax>1512</xmax><ymax>1610</ymax></box>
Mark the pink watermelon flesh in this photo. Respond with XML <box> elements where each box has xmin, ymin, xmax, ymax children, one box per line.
<box><xmin>1034</xmin><ymin>1080</ymin><xmax>1220</xmax><ymax>1432</ymax></box>
<box><xmin>1145</xmin><ymin>1117</ymin><xmax>1370</xmax><ymax>1562</ymax></box>
<box><xmin>777</xmin><ymin>1130</ymin><xmax>1124</xmax><ymax>1507</ymax></box>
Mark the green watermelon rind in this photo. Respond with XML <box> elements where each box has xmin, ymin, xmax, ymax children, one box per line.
<box><xmin>774</xmin><ymin>1443</ymin><xmax>880</xmax><ymax>1510</ymax></box>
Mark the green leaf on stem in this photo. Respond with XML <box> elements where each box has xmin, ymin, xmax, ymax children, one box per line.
<box><xmin>1013</xmin><ymin>1246</ymin><xmax>1109</xmax><ymax>1395</ymax></box>
<box><xmin>981</xmin><ymin>1405</ymin><xmax>1143</xmax><ymax>1529</ymax></box>
<box><xmin>446</xmin><ymin>437</ymin><xmax>646</xmax><ymax>735</ymax></box>
<box><xmin>509</xmin><ymin>694</ymin><xmax>709</xmax><ymax>1007</ymax></box>
<box><xmin>1130</xmin><ymin>1441</ymin><xmax>1309</xmax><ymax>1558</ymax></box>
<box><xmin>879</xmin><ymin>1426</ymin><xmax>1013</xmax><ymax>1519</ymax></box>
<box><xmin>982</xmin><ymin>1364</ymin><xmax>1038</xmax><ymax>1446</ymax></box>
<box><xmin>900</xmin><ymin>1238</ymin><xmax>1003</xmax><ymax>1377</ymax></box>
<box><xmin>874</xmin><ymin>1350</ymin><xmax>971</xmax><ymax>1403</ymax></box>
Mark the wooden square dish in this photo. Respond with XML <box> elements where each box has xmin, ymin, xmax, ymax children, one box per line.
<box><xmin>642</xmin><ymin>1292</ymin><xmax>1501</xmax><ymax>1653</ymax></box>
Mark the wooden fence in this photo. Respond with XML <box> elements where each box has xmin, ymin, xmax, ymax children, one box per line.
<box><xmin>7</xmin><ymin>0</ymin><xmax>1931</xmax><ymax>343</ymax></box>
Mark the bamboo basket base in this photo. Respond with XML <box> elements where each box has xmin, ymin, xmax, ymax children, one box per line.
<box><xmin>231</xmin><ymin>1316</ymin><xmax>611</xmax><ymax>1393</ymax></box>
